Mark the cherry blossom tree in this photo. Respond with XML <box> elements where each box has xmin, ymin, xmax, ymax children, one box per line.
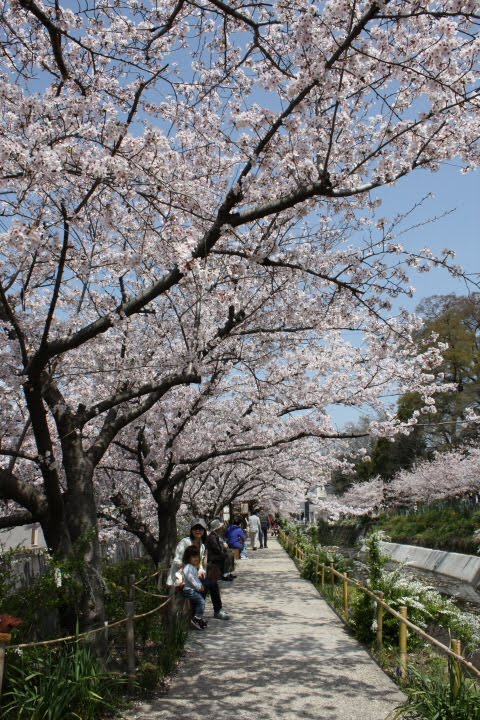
<box><xmin>1</xmin><ymin>0</ymin><xmax>479</xmax><ymax>630</ymax></box>
<box><xmin>317</xmin><ymin>443</ymin><xmax>480</xmax><ymax>520</ymax></box>
<box><xmin>386</xmin><ymin>444</ymin><xmax>480</xmax><ymax>507</ymax></box>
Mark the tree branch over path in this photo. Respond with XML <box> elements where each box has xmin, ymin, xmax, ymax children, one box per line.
<box><xmin>22</xmin><ymin>1</ymin><xmax>389</xmax><ymax>377</ymax></box>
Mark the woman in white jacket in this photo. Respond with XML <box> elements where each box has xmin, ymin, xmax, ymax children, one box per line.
<box><xmin>167</xmin><ymin>518</ymin><xmax>229</xmax><ymax>620</ymax></box>
<box><xmin>167</xmin><ymin>518</ymin><xmax>207</xmax><ymax>587</ymax></box>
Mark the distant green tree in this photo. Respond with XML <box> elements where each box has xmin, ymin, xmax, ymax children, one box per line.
<box><xmin>414</xmin><ymin>293</ymin><xmax>480</xmax><ymax>448</ymax></box>
<box><xmin>332</xmin><ymin>294</ymin><xmax>480</xmax><ymax>488</ymax></box>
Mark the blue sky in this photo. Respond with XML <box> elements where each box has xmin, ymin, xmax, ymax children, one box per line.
<box><xmin>375</xmin><ymin>164</ymin><xmax>479</xmax><ymax>313</ymax></box>
<box><xmin>329</xmin><ymin>163</ymin><xmax>479</xmax><ymax>429</ymax></box>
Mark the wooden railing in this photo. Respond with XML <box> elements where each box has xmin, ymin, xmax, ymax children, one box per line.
<box><xmin>279</xmin><ymin>530</ymin><xmax>480</xmax><ymax>690</ymax></box>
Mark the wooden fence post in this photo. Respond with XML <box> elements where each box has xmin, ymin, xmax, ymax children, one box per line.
<box><xmin>126</xmin><ymin>574</ymin><xmax>136</xmax><ymax>689</ymax></box>
<box><xmin>0</xmin><ymin>632</ymin><xmax>11</xmax><ymax>699</ymax></box>
<box><xmin>129</xmin><ymin>574</ymin><xmax>136</xmax><ymax>601</ymax></box>
<box><xmin>343</xmin><ymin>573</ymin><xmax>349</xmax><ymax>619</ymax></box>
<box><xmin>399</xmin><ymin>606</ymin><xmax>408</xmax><ymax>679</ymax></box>
<box><xmin>450</xmin><ymin>639</ymin><xmax>463</xmax><ymax>700</ymax></box>
<box><xmin>376</xmin><ymin>592</ymin><xmax>384</xmax><ymax>651</ymax></box>
<box><xmin>126</xmin><ymin>601</ymin><xmax>135</xmax><ymax>689</ymax></box>
<box><xmin>330</xmin><ymin>562</ymin><xmax>335</xmax><ymax>596</ymax></box>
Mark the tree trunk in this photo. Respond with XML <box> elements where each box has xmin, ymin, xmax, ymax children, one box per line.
<box><xmin>155</xmin><ymin>486</ymin><xmax>183</xmax><ymax>585</ymax></box>
<box><xmin>39</xmin><ymin>446</ymin><xmax>106</xmax><ymax>639</ymax></box>
<box><xmin>64</xmin><ymin>453</ymin><xmax>106</xmax><ymax>635</ymax></box>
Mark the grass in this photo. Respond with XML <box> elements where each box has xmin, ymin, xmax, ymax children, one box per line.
<box><xmin>376</xmin><ymin>506</ymin><xmax>480</xmax><ymax>554</ymax></box>
<box><xmin>1</xmin><ymin>642</ymin><xmax>126</xmax><ymax>720</ymax></box>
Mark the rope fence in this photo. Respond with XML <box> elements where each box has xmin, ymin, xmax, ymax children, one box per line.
<box><xmin>0</xmin><ymin>567</ymin><xmax>173</xmax><ymax>698</ymax></box>
<box><xmin>279</xmin><ymin>530</ymin><xmax>480</xmax><ymax>691</ymax></box>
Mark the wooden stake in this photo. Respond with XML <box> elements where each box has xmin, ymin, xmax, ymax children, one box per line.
<box><xmin>125</xmin><ymin>601</ymin><xmax>135</xmax><ymax>689</ymax></box>
<box><xmin>376</xmin><ymin>592</ymin><xmax>384</xmax><ymax>651</ymax></box>
<box><xmin>450</xmin><ymin>639</ymin><xmax>463</xmax><ymax>700</ymax></box>
<box><xmin>399</xmin><ymin>606</ymin><xmax>408</xmax><ymax>679</ymax></box>
<box><xmin>0</xmin><ymin>632</ymin><xmax>12</xmax><ymax>699</ymax></box>
<box><xmin>343</xmin><ymin>573</ymin><xmax>349</xmax><ymax>619</ymax></box>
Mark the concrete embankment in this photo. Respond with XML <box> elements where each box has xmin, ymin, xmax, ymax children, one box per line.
<box><xmin>380</xmin><ymin>541</ymin><xmax>480</xmax><ymax>603</ymax></box>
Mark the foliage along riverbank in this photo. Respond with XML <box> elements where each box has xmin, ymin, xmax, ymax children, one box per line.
<box><xmin>281</xmin><ymin>523</ymin><xmax>480</xmax><ymax>719</ymax></box>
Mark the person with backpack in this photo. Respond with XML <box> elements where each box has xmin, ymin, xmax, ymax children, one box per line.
<box><xmin>207</xmin><ymin>518</ymin><xmax>236</xmax><ymax>586</ymax></box>
<box><xmin>225</xmin><ymin>517</ymin><xmax>247</xmax><ymax>559</ymax></box>
<box><xmin>258</xmin><ymin>509</ymin><xmax>270</xmax><ymax>548</ymax></box>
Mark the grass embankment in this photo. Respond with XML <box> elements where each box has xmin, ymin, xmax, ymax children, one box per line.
<box><xmin>375</xmin><ymin>506</ymin><xmax>480</xmax><ymax>555</ymax></box>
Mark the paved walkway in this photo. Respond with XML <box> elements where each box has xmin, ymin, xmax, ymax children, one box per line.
<box><xmin>125</xmin><ymin>537</ymin><xmax>405</xmax><ymax>720</ymax></box>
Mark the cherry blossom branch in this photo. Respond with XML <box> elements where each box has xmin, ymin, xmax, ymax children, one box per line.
<box><xmin>0</xmin><ymin>468</ymin><xmax>47</xmax><ymax>518</ymax></box>
<box><xmin>17</xmin><ymin>0</ymin><xmax>69</xmax><ymax>81</ymax></box>
<box><xmin>39</xmin><ymin>206</ymin><xmax>70</xmax><ymax>350</ymax></box>
<box><xmin>178</xmin><ymin>429</ymin><xmax>370</xmax><ymax>466</ymax></box>
<box><xmin>0</xmin><ymin>510</ymin><xmax>36</xmax><ymax>529</ymax></box>
<box><xmin>81</xmin><ymin>370</ymin><xmax>202</xmax><ymax>424</ymax></box>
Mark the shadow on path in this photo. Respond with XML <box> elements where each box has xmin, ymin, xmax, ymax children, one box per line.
<box><xmin>125</xmin><ymin>538</ymin><xmax>405</xmax><ymax>720</ymax></box>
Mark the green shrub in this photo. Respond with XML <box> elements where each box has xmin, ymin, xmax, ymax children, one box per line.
<box><xmin>393</xmin><ymin>667</ymin><xmax>480</xmax><ymax>719</ymax></box>
<box><xmin>1</xmin><ymin>642</ymin><xmax>125</xmax><ymax>719</ymax></box>
<box><xmin>349</xmin><ymin>532</ymin><xmax>480</xmax><ymax>651</ymax></box>
<box><xmin>102</xmin><ymin>558</ymin><xmax>168</xmax><ymax>648</ymax></box>
<box><xmin>156</xmin><ymin>611</ymin><xmax>189</xmax><ymax>676</ymax></box>
<box><xmin>137</xmin><ymin>661</ymin><xmax>160</xmax><ymax>691</ymax></box>
<box><xmin>0</xmin><ymin>548</ymin><xmax>84</xmax><ymax>641</ymax></box>
<box><xmin>301</xmin><ymin>547</ymin><xmax>351</xmax><ymax>583</ymax></box>
<box><xmin>377</xmin><ymin>506</ymin><xmax>480</xmax><ymax>554</ymax></box>
<box><xmin>350</xmin><ymin>531</ymin><xmax>389</xmax><ymax>643</ymax></box>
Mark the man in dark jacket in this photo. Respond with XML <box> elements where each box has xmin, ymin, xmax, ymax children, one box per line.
<box><xmin>258</xmin><ymin>509</ymin><xmax>269</xmax><ymax>548</ymax></box>
<box><xmin>207</xmin><ymin>519</ymin><xmax>237</xmax><ymax>582</ymax></box>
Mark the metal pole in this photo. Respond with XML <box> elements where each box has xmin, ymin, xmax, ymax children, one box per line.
<box><xmin>129</xmin><ymin>574</ymin><xmax>136</xmax><ymax>602</ymax></box>
<box><xmin>126</xmin><ymin>572</ymin><xmax>136</xmax><ymax>690</ymax></box>
<box><xmin>399</xmin><ymin>606</ymin><xmax>408</xmax><ymax>679</ymax></box>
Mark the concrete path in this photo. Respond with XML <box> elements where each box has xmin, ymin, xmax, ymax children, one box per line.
<box><xmin>125</xmin><ymin>537</ymin><xmax>405</xmax><ymax>720</ymax></box>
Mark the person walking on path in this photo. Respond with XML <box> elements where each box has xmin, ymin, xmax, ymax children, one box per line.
<box><xmin>248</xmin><ymin>510</ymin><xmax>261</xmax><ymax>551</ymax></box>
<box><xmin>181</xmin><ymin>545</ymin><xmax>207</xmax><ymax>630</ymax></box>
<box><xmin>258</xmin><ymin>509</ymin><xmax>269</xmax><ymax>548</ymax></box>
